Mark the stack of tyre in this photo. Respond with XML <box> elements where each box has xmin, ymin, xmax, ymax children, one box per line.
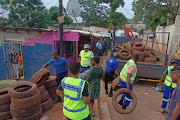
<box><xmin>39</xmin><ymin>86</ymin><xmax>53</xmax><ymax>112</ymax></box>
<box><xmin>44</xmin><ymin>76</ymin><xmax>58</xmax><ymax>101</ymax></box>
<box><xmin>30</xmin><ymin>68</ymin><xmax>53</xmax><ymax>112</ymax></box>
<box><xmin>9</xmin><ymin>82</ymin><xmax>42</xmax><ymax>120</ymax></box>
<box><xmin>0</xmin><ymin>88</ymin><xmax>12</xmax><ymax>120</ymax></box>
<box><xmin>114</xmin><ymin>41</ymin><xmax>160</xmax><ymax>64</ymax></box>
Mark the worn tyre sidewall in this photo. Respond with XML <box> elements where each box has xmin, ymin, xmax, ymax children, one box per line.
<box><xmin>46</xmin><ymin>85</ymin><xmax>57</xmax><ymax>95</ymax></box>
<box><xmin>0</xmin><ymin>103</ymin><xmax>10</xmax><ymax>112</ymax></box>
<box><xmin>0</xmin><ymin>111</ymin><xmax>12</xmax><ymax>120</ymax></box>
<box><xmin>41</xmin><ymin>98</ymin><xmax>53</xmax><ymax>112</ymax></box>
<box><xmin>30</xmin><ymin>68</ymin><xmax>50</xmax><ymax>87</ymax></box>
<box><xmin>49</xmin><ymin>93</ymin><xmax>58</xmax><ymax>101</ymax></box>
<box><xmin>112</xmin><ymin>77</ymin><xmax>121</xmax><ymax>91</ymax></box>
<box><xmin>13</xmin><ymin>108</ymin><xmax>42</xmax><ymax>120</ymax></box>
<box><xmin>8</xmin><ymin>82</ymin><xmax>38</xmax><ymax>99</ymax></box>
<box><xmin>41</xmin><ymin>91</ymin><xmax>50</xmax><ymax>103</ymax></box>
<box><xmin>11</xmin><ymin>91</ymin><xmax>41</xmax><ymax>109</ymax></box>
<box><xmin>119</xmin><ymin>49</ymin><xmax>131</xmax><ymax>60</ymax></box>
<box><xmin>133</xmin><ymin>42</ymin><xmax>145</xmax><ymax>51</ymax></box>
<box><xmin>112</xmin><ymin>88</ymin><xmax>137</xmax><ymax>114</ymax></box>
<box><xmin>10</xmin><ymin>104</ymin><xmax>41</xmax><ymax>118</ymax></box>
<box><xmin>44</xmin><ymin>76</ymin><xmax>57</xmax><ymax>88</ymax></box>
<box><xmin>0</xmin><ymin>88</ymin><xmax>10</xmax><ymax>105</ymax></box>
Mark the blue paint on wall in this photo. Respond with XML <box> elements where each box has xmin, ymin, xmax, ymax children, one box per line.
<box><xmin>22</xmin><ymin>43</ymin><xmax>54</xmax><ymax>80</ymax></box>
<box><xmin>0</xmin><ymin>46</ymin><xmax>7</xmax><ymax>80</ymax></box>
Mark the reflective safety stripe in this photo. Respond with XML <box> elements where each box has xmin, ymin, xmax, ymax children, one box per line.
<box><xmin>64</xmin><ymin>105</ymin><xmax>87</xmax><ymax>113</ymax></box>
<box><xmin>125</xmin><ymin>97</ymin><xmax>132</xmax><ymax>102</ymax></box>
<box><xmin>165</xmin><ymin>77</ymin><xmax>176</xmax><ymax>84</ymax></box>
<box><xmin>62</xmin><ymin>78</ymin><xmax>84</xmax><ymax>101</ymax></box>
<box><xmin>163</xmin><ymin>98</ymin><xmax>169</xmax><ymax>102</ymax></box>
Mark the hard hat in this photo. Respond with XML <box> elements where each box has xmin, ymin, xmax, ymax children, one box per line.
<box><xmin>113</xmin><ymin>52</ymin><xmax>118</xmax><ymax>57</ymax></box>
<box><xmin>84</xmin><ymin>44</ymin><xmax>90</xmax><ymax>49</ymax></box>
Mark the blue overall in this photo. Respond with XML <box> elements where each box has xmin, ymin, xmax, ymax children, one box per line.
<box><xmin>119</xmin><ymin>79</ymin><xmax>133</xmax><ymax>107</ymax></box>
<box><xmin>161</xmin><ymin>85</ymin><xmax>174</xmax><ymax>109</ymax></box>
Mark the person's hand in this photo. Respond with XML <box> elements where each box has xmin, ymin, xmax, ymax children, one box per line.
<box><xmin>158</xmin><ymin>82</ymin><xmax>162</xmax><ymax>88</ymax></box>
<box><xmin>126</xmin><ymin>89</ymin><xmax>131</xmax><ymax>94</ymax></box>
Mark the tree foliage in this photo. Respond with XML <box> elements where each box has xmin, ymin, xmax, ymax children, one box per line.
<box><xmin>96</xmin><ymin>0</ymin><xmax>127</xmax><ymax>27</ymax></box>
<box><xmin>0</xmin><ymin>0</ymin><xmax>72</xmax><ymax>28</ymax></box>
<box><xmin>78</xmin><ymin>0</ymin><xmax>110</xmax><ymax>27</ymax></box>
<box><xmin>132</xmin><ymin>0</ymin><xmax>179</xmax><ymax>31</ymax></box>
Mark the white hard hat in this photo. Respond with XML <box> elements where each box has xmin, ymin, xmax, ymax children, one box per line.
<box><xmin>84</xmin><ymin>44</ymin><xmax>90</xmax><ymax>49</ymax></box>
<box><xmin>113</xmin><ymin>52</ymin><xmax>118</xmax><ymax>57</ymax></box>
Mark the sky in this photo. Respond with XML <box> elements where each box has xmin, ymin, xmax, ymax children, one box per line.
<box><xmin>41</xmin><ymin>0</ymin><xmax>134</xmax><ymax>22</ymax></box>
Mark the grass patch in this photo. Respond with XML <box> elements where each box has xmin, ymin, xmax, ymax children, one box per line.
<box><xmin>0</xmin><ymin>83</ymin><xmax>10</xmax><ymax>89</ymax></box>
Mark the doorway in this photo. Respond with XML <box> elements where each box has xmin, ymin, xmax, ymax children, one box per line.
<box><xmin>2</xmin><ymin>42</ymin><xmax>24</xmax><ymax>79</ymax></box>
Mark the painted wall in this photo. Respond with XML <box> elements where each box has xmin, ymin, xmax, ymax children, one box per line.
<box><xmin>22</xmin><ymin>31</ymin><xmax>79</xmax><ymax>80</ymax></box>
<box><xmin>0</xmin><ymin>46</ymin><xmax>7</xmax><ymax>80</ymax></box>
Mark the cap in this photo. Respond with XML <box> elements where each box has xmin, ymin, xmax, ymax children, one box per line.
<box><xmin>113</xmin><ymin>52</ymin><xmax>118</xmax><ymax>57</ymax></box>
<box><xmin>84</xmin><ymin>44</ymin><xmax>90</xmax><ymax>49</ymax></box>
<box><xmin>171</xmin><ymin>59</ymin><xmax>180</xmax><ymax>65</ymax></box>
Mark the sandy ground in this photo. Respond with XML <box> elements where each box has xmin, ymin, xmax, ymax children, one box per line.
<box><xmin>99</xmin><ymin>51</ymin><xmax>168</xmax><ymax>120</ymax></box>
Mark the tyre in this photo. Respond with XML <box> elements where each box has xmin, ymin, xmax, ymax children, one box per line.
<box><xmin>145</xmin><ymin>57</ymin><xmax>157</xmax><ymax>64</ymax></box>
<box><xmin>122</xmin><ymin>43</ymin><xmax>128</xmax><ymax>49</ymax></box>
<box><xmin>0</xmin><ymin>103</ymin><xmax>10</xmax><ymax>112</ymax></box>
<box><xmin>0</xmin><ymin>111</ymin><xmax>12</xmax><ymax>120</ymax></box>
<box><xmin>114</xmin><ymin>46</ymin><xmax>123</xmax><ymax>52</ymax></box>
<box><xmin>30</xmin><ymin>68</ymin><xmax>50</xmax><ymax>87</ymax></box>
<box><xmin>133</xmin><ymin>42</ymin><xmax>145</xmax><ymax>51</ymax></box>
<box><xmin>11</xmin><ymin>91</ymin><xmax>41</xmax><ymax>109</ymax></box>
<box><xmin>49</xmin><ymin>93</ymin><xmax>58</xmax><ymax>101</ymax></box>
<box><xmin>112</xmin><ymin>77</ymin><xmax>122</xmax><ymax>91</ymax></box>
<box><xmin>8</xmin><ymin>82</ymin><xmax>38</xmax><ymax>99</ymax></box>
<box><xmin>41</xmin><ymin>98</ymin><xmax>53</xmax><ymax>112</ymax></box>
<box><xmin>115</xmin><ymin>44</ymin><xmax>121</xmax><ymax>47</ymax></box>
<box><xmin>119</xmin><ymin>49</ymin><xmax>131</xmax><ymax>60</ymax></box>
<box><xmin>148</xmin><ymin>51</ymin><xmax>159</xmax><ymax>60</ymax></box>
<box><xmin>112</xmin><ymin>88</ymin><xmax>137</xmax><ymax>114</ymax></box>
<box><xmin>44</xmin><ymin>76</ymin><xmax>57</xmax><ymax>88</ymax></box>
<box><xmin>127</xmin><ymin>42</ymin><xmax>135</xmax><ymax>53</ymax></box>
<box><xmin>39</xmin><ymin>85</ymin><xmax>46</xmax><ymax>94</ymax></box>
<box><xmin>145</xmin><ymin>47</ymin><xmax>152</xmax><ymax>51</ymax></box>
<box><xmin>46</xmin><ymin>85</ymin><xmax>57</xmax><ymax>95</ymax></box>
<box><xmin>41</xmin><ymin>91</ymin><xmax>50</xmax><ymax>103</ymax></box>
<box><xmin>0</xmin><ymin>88</ymin><xmax>10</xmax><ymax>105</ymax></box>
<box><xmin>10</xmin><ymin>104</ymin><xmax>41</xmax><ymax>118</ymax></box>
<box><xmin>13</xmin><ymin>108</ymin><xmax>42</xmax><ymax>120</ymax></box>
<box><xmin>138</xmin><ymin>56</ymin><xmax>145</xmax><ymax>62</ymax></box>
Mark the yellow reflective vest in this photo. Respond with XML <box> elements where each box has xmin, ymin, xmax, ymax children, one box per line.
<box><xmin>164</xmin><ymin>66</ymin><xmax>177</xmax><ymax>88</ymax></box>
<box><xmin>61</xmin><ymin>77</ymin><xmax>89</xmax><ymax>120</ymax></box>
<box><xmin>80</xmin><ymin>50</ymin><xmax>92</xmax><ymax>67</ymax></box>
<box><xmin>120</xmin><ymin>59</ymin><xmax>137</xmax><ymax>83</ymax></box>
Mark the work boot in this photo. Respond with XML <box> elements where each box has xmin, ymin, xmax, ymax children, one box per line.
<box><xmin>122</xmin><ymin>105</ymin><xmax>127</xmax><ymax>109</ymax></box>
<box><xmin>54</xmin><ymin>96</ymin><xmax>62</xmax><ymax>104</ymax></box>
<box><xmin>118</xmin><ymin>97</ymin><xmax>124</xmax><ymax>106</ymax></box>
<box><xmin>105</xmin><ymin>89</ymin><xmax>108</xmax><ymax>94</ymax></box>
<box><xmin>108</xmin><ymin>89</ymin><xmax>113</xmax><ymax>97</ymax></box>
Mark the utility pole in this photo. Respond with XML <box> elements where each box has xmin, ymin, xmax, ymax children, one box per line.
<box><xmin>59</xmin><ymin>0</ymin><xmax>63</xmax><ymax>57</ymax></box>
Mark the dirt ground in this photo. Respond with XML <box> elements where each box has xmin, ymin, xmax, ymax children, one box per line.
<box><xmin>100</xmin><ymin>51</ymin><xmax>168</xmax><ymax>120</ymax></box>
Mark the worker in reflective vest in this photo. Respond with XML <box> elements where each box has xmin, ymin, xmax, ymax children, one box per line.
<box><xmin>56</xmin><ymin>61</ymin><xmax>91</xmax><ymax>120</ymax></box>
<box><xmin>118</xmin><ymin>52</ymin><xmax>139</xmax><ymax>109</ymax></box>
<box><xmin>159</xmin><ymin>59</ymin><xmax>180</xmax><ymax>112</ymax></box>
<box><xmin>79</xmin><ymin>44</ymin><xmax>94</xmax><ymax>73</ymax></box>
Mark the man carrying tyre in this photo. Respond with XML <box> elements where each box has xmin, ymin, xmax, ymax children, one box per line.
<box><xmin>118</xmin><ymin>52</ymin><xmax>139</xmax><ymax>109</ymax></box>
<box><xmin>105</xmin><ymin>52</ymin><xmax>119</xmax><ymax>97</ymax></box>
<box><xmin>42</xmin><ymin>50</ymin><xmax>70</xmax><ymax>103</ymax></box>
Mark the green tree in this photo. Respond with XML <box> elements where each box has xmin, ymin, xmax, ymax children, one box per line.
<box><xmin>0</xmin><ymin>0</ymin><xmax>48</xmax><ymax>28</ymax></box>
<box><xmin>78</xmin><ymin>0</ymin><xmax>110</xmax><ymax>27</ymax></box>
<box><xmin>96</xmin><ymin>0</ymin><xmax>127</xmax><ymax>27</ymax></box>
<box><xmin>132</xmin><ymin>0</ymin><xmax>179</xmax><ymax>31</ymax></box>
